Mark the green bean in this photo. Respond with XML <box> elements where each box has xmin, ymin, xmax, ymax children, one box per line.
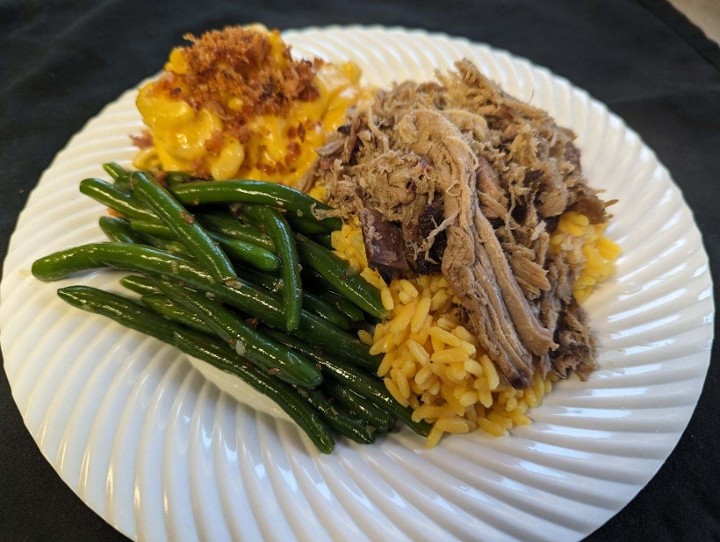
<box><xmin>141</xmin><ymin>294</ymin><xmax>215</xmax><ymax>334</ymax></box>
<box><xmin>318</xmin><ymin>291</ymin><xmax>366</xmax><ymax>323</ymax></box>
<box><xmin>29</xmin><ymin>243</ymin><xmax>185</xmax><ymax>281</ymax></box>
<box><xmin>285</xmin><ymin>216</ymin><xmax>329</xmax><ymax>235</ymax></box>
<box><xmin>236</xmin><ymin>267</ymin><xmax>282</xmax><ymax>292</ymax></box>
<box><xmin>79</xmin><ymin>177</ymin><xmax>156</xmax><ymax>220</ymax></box>
<box><xmin>210</xmin><ymin>231</ymin><xmax>280</xmax><ymax>273</ymax></box>
<box><xmin>144</xmin><ymin>234</ymin><xmax>193</xmax><ymax>256</ymax></box>
<box><xmin>128</xmin><ymin>219</ymin><xmax>174</xmax><ymax>238</ymax></box>
<box><xmin>243</xmin><ymin>204</ymin><xmax>302</xmax><ymax>331</ymax></box>
<box><xmin>237</xmin><ymin>268</ymin><xmax>353</xmax><ymax>330</ymax></box>
<box><xmin>130</xmin><ymin>171</ymin><xmax>238</xmax><ymax>284</ymax></box>
<box><xmin>243</xmin><ymin>270</ymin><xmax>354</xmax><ymax>330</ymax></box>
<box><xmin>296</xmin><ymin>234</ymin><xmax>388</xmax><ymax>320</ymax></box>
<box><xmin>58</xmin><ymin>285</ymin><xmax>181</xmax><ymax>344</ymax></box>
<box><xmin>196</xmin><ymin>212</ymin><xmax>274</xmax><ymax>251</ymax></box>
<box><xmin>302</xmin><ymin>267</ymin><xmax>347</xmax><ymax>298</ymax></box>
<box><xmin>236</xmin><ymin>206</ymin><xmax>329</xmax><ymax>238</ymax></box>
<box><xmin>98</xmin><ymin>216</ymin><xmax>147</xmax><ymax>244</ymax></box>
<box><xmin>303</xmin><ymin>267</ymin><xmax>379</xmax><ymax>324</ymax></box>
<box><xmin>56</xmin><ymin>287</ymin><xmax>334</xmax><ymax>453</ymax></box>
<box><xmin>152</xmin><ymin>277</ymin><xmax>322</xmax><ymax>388</ymax></box>
<box><xmin>314</xmin><ymin>231</ymin><xmax>333</xmax><ymax>249</ymax></box>
<box><xmin>31</xmin><ymin>243</ymin><xmax>379</xmax><ymax>370</ymax></box>
<box><xmin>102</xmin><ymin>162</ymin><xmax>132</xmax><ymax>191</ymax></box>
<box><xmin>103</xmin><ymin>162</ymin><xmax>128</xmax><ymax>182</ymax></box>
<box><xmin>294</xmin><ymin>387</ymin><xmax>375</xmax><ymax>444</ymax></box>
<box><xmin>173</xmin><ymin>330</ymin><xmax>334</xmax><ymax>453</ymax></box>
<box><xmin>170</xmin><ymin>180</ymin><xmax>342</xmax><ymax>231</ymax></box>
<box><xmin>323</xmin><ymin>379</ymin><xmax>395</xmax><ymax>432</ymax></box>
<box><xmin>299</xmin><ymin>294</ymin><xmax>352</xmax><ymax>330</ymax></box>
<box><xmin>119</xmin><ymin>274</ymin><xmax>160</xmax><ymax>296</ymax></box>
<box><xmin>58</xmin><ymin>284</ymin><xmax>334</xmax><ymax>452</ymax></box>
<box><xmin>129</xmin><ymin>219</ymin><xmax>279</xmax><ymax>272</ymax></box>
<box><xmin>265</xmin><ymin>329</ymin><xmax>431</xmax><ymax>437</ymax></box>
<box><xmin>164</xmin><ymin>171</ymin><xmax>194</xmax><ymax>188</ymax></box>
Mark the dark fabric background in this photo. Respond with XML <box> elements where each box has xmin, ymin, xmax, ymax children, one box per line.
<box><xmin>1</xmin><ymin>0</ymin><xmax>718</xmax><ymax>540</ymax></box>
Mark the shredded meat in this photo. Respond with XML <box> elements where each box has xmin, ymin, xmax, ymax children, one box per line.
<box><xmin>316</xmin><ymin>60</ymin><xmax>611</xmax><ymax>388</ymax></box>
<box><xmin>396</xmin><ymin>109</ymin><xmax>554</xmax><ymax>387</ymax></box>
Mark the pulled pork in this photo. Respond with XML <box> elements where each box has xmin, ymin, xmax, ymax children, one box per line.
<box><xmin>315</xmin><ymin>60</ymin><xmax>611</xmax><ymax>389</ymax></box>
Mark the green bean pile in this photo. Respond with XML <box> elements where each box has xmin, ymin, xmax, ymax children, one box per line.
<box><xmin>32</xmin><ymin>164</ymin><xmax>430</xmax><ymax>453</ymax></box>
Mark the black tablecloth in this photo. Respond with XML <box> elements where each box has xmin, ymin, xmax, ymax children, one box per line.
<box><xmin>1</xmin><ymin>1</ymin><xmax>718</xmax><ymax>540</ymax></box>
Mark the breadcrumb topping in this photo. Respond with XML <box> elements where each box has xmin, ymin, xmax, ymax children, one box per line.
<box><xmin>154</xmin><ymin>26</ymin><xmax>320</xmax><ymax>143</ymax></box>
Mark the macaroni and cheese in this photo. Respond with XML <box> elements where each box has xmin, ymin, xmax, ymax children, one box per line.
<box><xmin>135</xmin><ymin>25</ymin><xmax>366</xmax><ymax>184</ymax></box>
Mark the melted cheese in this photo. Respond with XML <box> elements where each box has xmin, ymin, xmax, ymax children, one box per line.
<box><xmin>135</xmin><ymin>29</ymin><xmax>367</xmax><ymax>184</ymax></box>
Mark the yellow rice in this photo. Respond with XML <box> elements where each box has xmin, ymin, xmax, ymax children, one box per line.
<box><xmin>331</xmin><ymin>212</ymin><xmax>619</xmax><ymax>446</ymax></box>
<box><xmin>550</xmin><ymin>211</ymin><xmax>621</xmax><ymax>303</ymax></box>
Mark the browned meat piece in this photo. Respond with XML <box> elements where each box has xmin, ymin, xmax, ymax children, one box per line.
<box><xmin>564</xmin><ymin>141</ymin><xmax>582</xmax><ymax>173</ymax></box>
<box><xmin>550</xmin><ymin>301</ymin><xmax>597</xmax><ymax>379</ymax></box>
<box><xmin>570</xmin><ymin>183</ymin><xmax>615</xmax><ymax>224</ymax></box>
<box><xmin>360</xmin><ymin>208</ymin><xmax>409</xmax><ymax>282</ymax></box>
<box><xmin>315</xmin><ymin>135</ymin><xmax>344</xmax><ymax>158</ymax></box>
<box><xmin>539</xmin><ymin>255</ymin><xmax>572</xmax><ymax>340</ymax></box>
<box><xmin>406</xmin><ymin>200</ymin><xmax>446</xmax><ymax>275</ymax></box>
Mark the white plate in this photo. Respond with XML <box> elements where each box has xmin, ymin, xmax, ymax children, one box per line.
<box><xmin>0</xmin><ymin>26</ymin><xmax>714</xmax><ymax>542</ymax></box>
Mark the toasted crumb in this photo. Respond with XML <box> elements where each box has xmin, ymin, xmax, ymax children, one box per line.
<box><xmin>155</xmin><ymin>26</ymin><xmax>320</xmax><ymax>143</ymax></box>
